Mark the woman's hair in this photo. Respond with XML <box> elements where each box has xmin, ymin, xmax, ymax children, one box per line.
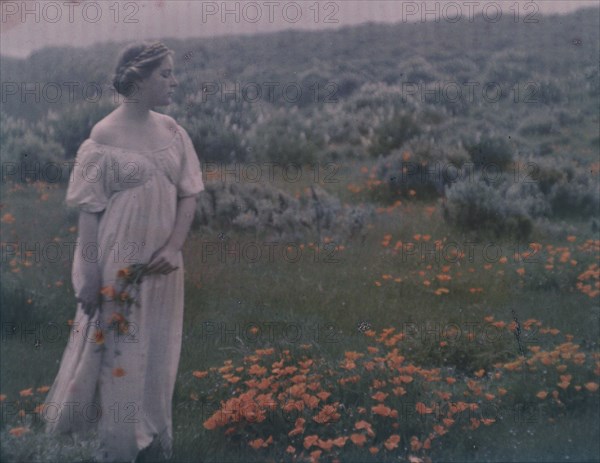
<box><xmin>112</xmin><ymin>41</ymin><xmax>173</xmax><ymax>97</ymax></box>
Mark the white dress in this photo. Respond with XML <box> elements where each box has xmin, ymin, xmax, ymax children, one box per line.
<box><xmin>43</xmin><ymin>124</ymin><xmax>204</xmax><ymax>462</ymax></box>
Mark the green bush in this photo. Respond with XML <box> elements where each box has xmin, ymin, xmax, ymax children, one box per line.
<box><xmin>520</xmin><ymin>156</ymin><xmax>599</xmax><ymax>217</ymax></box>
<box><xmin>400</xmin><ymin>56</ymin><xmax>440</xmax><ymax>83</ymax></box>
<box><xmin>369</xmin><ymin>112</ymin><xmax>421</xmax><ymax>157</ymax></box>
<box><xmin>1</xmin><ymin>130</ymin><xmax>65</xmax><ymax>184</ymax></box>
<box><xmin>48</xmin><ymin>100</ymin><xmax>114</xmax><ymax>160</ymax></box>
<box><xmin>442</xmin><ymin>175</ymin><xmax>533</xmax><ymax>239</ymax></box>
<box><xmin>549</xmin><ymin>173</ymin><xmax>600</xmax><ymax>217</ymax></box>
<box><xmin>518</xmin><ymin>117</ymin><xmax>558</xmax><ymax>136</ymax></box>
<box><xmin>252</xmin><ymin>115</ymin><xmax>324</xmax><ymax>166</ymax></box>
<box><xmin>194</xmin><ymin>181</ymin><xmax>374</xmax><ymax>243</ymax></box>
<box><xmin>465</xmin><ymin>135</ymin><xmax>514</xmax><ymax>171</ymax></box>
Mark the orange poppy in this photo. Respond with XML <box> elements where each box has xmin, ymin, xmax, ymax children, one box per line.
<box><xmin>8</xmin><ymin>426</ymin><xmax>29</xmax><ymax>437</ymax></box>
<box><xmin>410</xmin><ymin>436</ymin><xmax>422</xmax><ymax>451</ymax></box>
<box><xmin>117</xmin><ymin>267</ymin><xmax>131</xmax><ymax>278</ymax></box>
<box><xmin>415</xmin><ymin>402</ymin><xmax>433</xmax><ymax>414</ymax></box>
<box><xmin>384</xmin><ymin>434</ymin><xmax>401</xmax><ymax>450</ymax></box>
<box><xmin>584</xmin><ymin>382</ymin><xmax>599</xmax><ymax>392</ymax></box>
<box><xmin>372</xmin><ymin>403</ymin><xmax>392</xmax><ymax>417</ymax></box>
<box><xmin>19</xmin><ymin>388</ymin><xmax>33</xmax><ymax>397</ymax></box>
<box><xmin>371</xmin><ymin>391</ymin><xmax>388</xmax><ymax>402</ymax></box>
<box><xmin>100</xmin><ymin>285</ymin><xmax>116</xmax><ymax>299</ymax></box>
<box><xmin>350</xmin><ymin>433</ymin><xmax>367</xmax><ymax>447</ymax></box>
<box><xmin>112</xmin><ymin>367</ymin><xmax>126</xmax><ymax>377</ymax></box>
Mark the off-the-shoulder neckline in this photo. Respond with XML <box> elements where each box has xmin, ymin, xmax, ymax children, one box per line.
<box><xmin>86</xmin><ymin>126</ymin><xmax>181</xmax><ymax>153</ymax></box>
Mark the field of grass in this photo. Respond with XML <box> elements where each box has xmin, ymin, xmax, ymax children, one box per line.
<box><xmin>1</xmin><ymin>160</ymin><xmax>599</xmax><ymax>462</ymax></box>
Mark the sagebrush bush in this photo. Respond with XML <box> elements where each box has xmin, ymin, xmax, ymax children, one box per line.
<box><xmin>536</xmin><ymin>77</ymin><xmax>566</xmax><ymax>106</ymax></box>
<box><xmin>194</xmin><ymin>181</ymin><xmax>375</xmax><ymax>243</ymax></box>
<box><xmin>183</xmin><ymin>114</ymin><xmax>248</xmax><ymax>164</ymax></box>
<box><xmin>549</xmin><ymin>173</ymin><xmax>600</xmax><ymax>218</ymax></box>
<box><xmin>464</xmin><ymin>135</ymin><xmax>514</xmax><ymax>171</ymax></box>
<box><xmin>516</xmin><ymin>155</ymin><xmax>600</xmax><ymax>217</ymax></box>
<box><xmin>442</xmin><ymin>174</ymin><xmax>534</xmax><ymax>239</ymax></box>
<box><xmin>1</xmin><ymin>131</ymin><xmax>66</xmax><ymax>183</ymax></box>
<box><xmin>484</xmin><ymin>49</ymin><xmax>532</xmax><ymax>84</ymax></box>
<box><xmin>369</xmin><ymin>112</ymin><xmax>422</xmax><ymax>158</ymax></box>
<box><xmin>518</xmin><ymin>116</ymin><xmax>558</xmax><ymax>136</ymax></box>
<box><xmin>370</xmin><ymin>140</ymin><xmax>470</xmax><ymax>202</ymax></box>
<box><xmin>252</xmin><ymin>114</ymin><xmax>324</xmax><ymax>166</ymax></box>
<box><xmin>505</xmin><ymin>181</ymin><xmax>552</xmax><ymax>219</ymax></box>
<box><xmin>47</xmin><ymin>99</ymin><xmax>114</xmax><ymax>160</ymax></box>
<box><xmin>400</xmin><ymin>55</ymin><xmax>440</xmax><ymax>83</ymax></box>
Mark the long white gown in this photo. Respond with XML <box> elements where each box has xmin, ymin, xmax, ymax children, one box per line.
<box><xmin>43</xmin><ymin>124</ymin><xmax>204</xmax><ymax>462</ymax></box>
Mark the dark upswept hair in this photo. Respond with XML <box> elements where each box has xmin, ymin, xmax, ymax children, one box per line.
<box><xmin>112</xmin><ymin>41</ymin><xmax>174</xmax><ymax>97</ymax></box>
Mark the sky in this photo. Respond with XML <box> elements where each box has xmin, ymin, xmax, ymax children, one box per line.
<box><xmin>0</xmin><ymin>0</ymin><xmax>598</xmax><ymax>59</ymax></box>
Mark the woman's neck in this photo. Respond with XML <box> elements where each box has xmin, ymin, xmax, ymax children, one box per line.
<box><xmin>118</xmin><ymin>100</ymin><xmax>153</xmax><ymax>122</ymax></box>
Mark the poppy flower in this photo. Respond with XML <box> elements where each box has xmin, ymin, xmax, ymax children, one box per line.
<box><xmin>112</xmin><ymin>367</ymin><xmax>126</xmax><ymax>377</ymax></box>
<box><xmin>304</xmin><ymin>435</ymin><xmax>319</xmax><ymax>449</ymax></box>
<box><xmin>350</xmin><ymin>433</ymin><xmax>367</xmax><ymax>446</ymax></box>
<box><xmin>384</xmin><ymin>434</ymin><xmax>401</xmax><ymax>450</ymax></box>
<box><xmin>8</xmin><ymin>426</ymin><xmax>29</xmax><ymax>437</ymax></box>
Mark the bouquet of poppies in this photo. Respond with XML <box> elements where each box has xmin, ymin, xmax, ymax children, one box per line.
<box><xmin>95</xmin><ymin>263</ymin><xmax>147</xmax><ymax>353</ymax></box>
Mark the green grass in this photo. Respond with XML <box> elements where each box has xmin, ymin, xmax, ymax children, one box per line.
<box><xmin>1</xmin><ymin>172</ymin><xmax>599</xmax><ymax>462</ymax></box>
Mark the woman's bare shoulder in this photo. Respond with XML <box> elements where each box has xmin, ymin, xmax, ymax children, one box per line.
<box><xmin>153</xmin><ymin>111</ymin><xmax>179</xmax><ymax>132</ymax></box>
<box><xmin>89</xmin><ymin>113</ymin><xmax>120</xmax><ymax>145</ymax></box>
<box><xmin>89</xmin><ymin>111</ymin><xmax>178</xmax><ymax>146</ymax></box>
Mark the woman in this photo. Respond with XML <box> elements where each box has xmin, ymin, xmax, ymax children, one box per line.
<box><xmin>43</xmin><ymin>41</ymin><xmax>204</xmax><ymax>462</ymax></box>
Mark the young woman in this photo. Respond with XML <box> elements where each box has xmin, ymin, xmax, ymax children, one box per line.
<box><xmin>43</xmin><ymin>41</ymin><xmax>204</xmax><ymax>462</ymax></box>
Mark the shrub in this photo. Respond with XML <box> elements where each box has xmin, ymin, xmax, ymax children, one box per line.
<box><xmin>400</xmin><ymin>56</ymin><xmax>440</xmax><ymax>83</ymax></box>
<box><xmin>184</xmin><ymin>116</ymin><xmax>247</xmax><ymax>164</ymax></box>
<box><xmin>517</xmin><ymin>156</ymin><xmax>600</xmax><ymax>217</ymax></box>
<box><xmin>518</xmin><ymin>117</ymin><xmax>558</xmax><ymax>136</ymax></box>
<box><xmin>296</xmin><ymin>68</ymin><xmax>335</xmax><ymax>107</ymax></box>
<box><xmin>536</xmin><ymin>78</ymin><xmax>565</xmax><ymax>106</ymax></box>
<box><xmin>369</xmin><ymin>112</ymin><xmax>421</xmax><ymax>158</ymax></box>
<box><xmin>252</xmin><ymin>115</ymin><xmax>324</xmax><ymax>166</ymax></box>
<box><xmin>505</xmin><ymin>181</ymin><xmax>552</xmax><ymax>218</ymax></box>
<box><xmin>485</xmin><ymin>50</ymin><xmax>532</xmax><ymax>84</ymax></box>
<box><xmin>548</xmin><ymin>173</ymin><xmax>600</xmax><ymax>218</ymax></box>
<box><xmin>370</xmin><ymin>141</ymin><xmax>470</xmax><ymax>202</ymax></box>
<box><xmin>464</xmin><ymin>135</ymin><xmax>514</xmax><ymax>171</ymax></box>
<box><xmin>194</xmin><ymin>181</ymin><xmax>375</xmax><ymax>243</ymax></box>
<box><xmin>1</xmin><ymin>130</ymin><xmax>65</xmax><ymax>184</ymax></box>
<box><xmin>439</xmin><ymin>57</ymin><xmax>479</xmax><ymax>82</ymax></box>
<box><xmin>520</xmin><ymin>156</ymin><xmax>577</xmax><ymax>195</ymax></box>
<box><xmin>48</xmin><ymin>100</ymin><xmax>114</xmax><ymax>160</ymax></box>
<box><xmin>442</xmin><ymin>174</ymin><xmax>533</xmax><ymax>239</ymax></box>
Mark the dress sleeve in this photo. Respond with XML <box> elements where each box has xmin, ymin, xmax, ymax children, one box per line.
<box><xmin>65</xmin><ymin>141</ymin><xmax>110</xmax><ymax>213</ymax></box>
<box><xmin>176</xmin><ymin>125</ymin><xmax>205</xmax><ymax>198</ymax></box>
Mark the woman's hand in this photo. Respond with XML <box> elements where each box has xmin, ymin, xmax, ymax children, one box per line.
<box><xmin>143</xmin><ymin>196</ymin><xmax>196</xmax><ymax>276</ymax></box>
<box><xmin>76</xmin><ymin>265</ymin><xmax>102</xmax><ymax>317</ymax></box>
<box><xmin>144</xmin><ymin>245</ymin><xmax>179</xmax><ymax>276</ymax></box>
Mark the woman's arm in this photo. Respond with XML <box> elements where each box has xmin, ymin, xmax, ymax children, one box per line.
<box><xmin>76</xmin><ymin>211</ymin><xmax>103</xmax><ymax>315</ymax></box>
<box><xmin>144</xmin><ymin>195</ymin><xmax>198</xmax><ymax>275</ymax></box>
<box><xmin>165</xmin><ymin>195</ymin><xmax>198</xmax><ymax>253</ymax></box>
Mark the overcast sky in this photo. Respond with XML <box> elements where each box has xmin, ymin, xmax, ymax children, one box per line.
<box><xmin>0</xmin><ymin>0</ymin><xmax>598</xmax><ymax>58</ymax></box>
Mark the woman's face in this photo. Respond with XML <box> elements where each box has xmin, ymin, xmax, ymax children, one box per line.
<box><xmin>136</xmin><ymin>54</ymin><xmax>178</xmax><ymax>107</ymax></box>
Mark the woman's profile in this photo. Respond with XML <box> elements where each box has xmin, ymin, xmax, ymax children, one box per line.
<box><xmin>42</xmin><ymin>40</ymin><xmax>204</xmax><ymax>462</ymax></box>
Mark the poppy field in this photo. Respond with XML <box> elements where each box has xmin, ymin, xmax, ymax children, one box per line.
<box><xmin>0</xmin><ymin>164</ymin><xmax>599</xmax><ymax>461</ymax></box>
